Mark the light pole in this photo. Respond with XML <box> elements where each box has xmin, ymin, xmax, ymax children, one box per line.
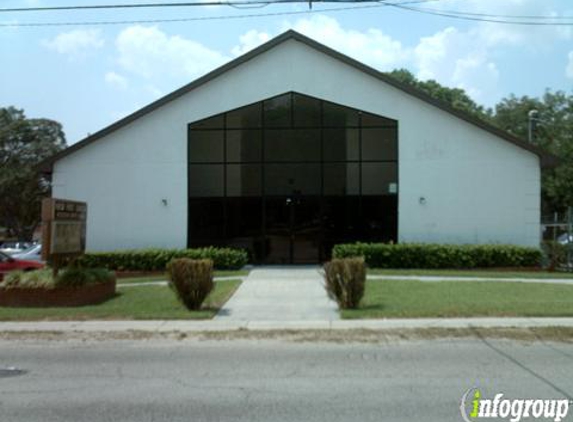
<box><xmin>528</xmin><ymin>109</ymin><xmax>539</xmax><ymax>143</ymax></box>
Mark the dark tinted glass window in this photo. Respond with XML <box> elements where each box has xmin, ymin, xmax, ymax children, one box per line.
<box><xmin>227</xmin><ymin>198</ymin><xmax>262</xmax><ymax>237</ymax></box>
<box><xmin>226</xmin><ymin>198</ymin><xmax>264</xmax><ymax>260</ymax></box>
<box><xmin>264</xmin><ymin>129</ymin><xmax>321</xmax><ymax>162</ymax></box>
<box><xmin>361</xmin><ymin>111</ymin><xmax>396</xmax><ymax>127</ymax></box>
<box><xmin>227</xmin><ymin>103</ymin><xmax>261</xmax><ymax>128</ymax></box>
<box><xmin>361</xmin><ymin>128</ymin><xmax>398</xmax><ymax>161</ymax></box>
<box><xmin>362</xmin><ymin>196</ymin><xmax>398</xmax><ymax>242</ymax></box>
<box><xmin>226</xmin><ymin>164</ymin><xmax>261</xmax><ymax>197</ymax></box>
<box><xmin>293</xmin><ymin>94</ymin><xmax>321</xmax><ymax>127</ymax></box>
<box><xmin>362</xmin><ymin>162</ymin><xmax>397</xmax><ymax>195</ymax></box>
<box><xmin>323</xmin><ymin>101</ymin><xmax>359</xmax><ymax>127</ymax></box>
<box><xmin>322</xmin><ymin>197</ymin><xmax>362</xmax><ymax>241</ymax></box>
<box><xmin>264</xmin><ymin>94</ymin><xmax>291</xmax><ymax>127</ymax></box>
<box><xmin>188</xmin><ymin>165</ymin><xmax>224</xmax><ymax>197</ymax></box>
<box><xmin>227</xmin><ymin>130</ymin><xmax>262</xmax><ymax>162</ymax></box>
<box><xmin>189</xmin><ymin>114</ymin><xmax>224</xmax><ymax>129</ymax></box>
<box><xmin>323</xmin><ymin>163</ymin><xmax>359</xmax><ymax>196</ymax></box>
<box><xmin>188</xmin><ymin>130</ymin><xmax>224</xmax><ymax>163</ymax></box>
<box><xmin>187</xmin><ymin>93</ymin><xmax>399</xmax><ymax>259</ymax></box>
<box><xmin>323</xmin><ymin>128</ymin><xmax>359</xmax><ymax>161</ymax></box>
<box><xmin>188</xmin><ymin>198</ymin><xmax>225</xmax><ymax>239</ymax></box>
<box><xmin>264</xmin><ymin>164</ymin><xmax>321</xmax><ymax>196</ymax></box>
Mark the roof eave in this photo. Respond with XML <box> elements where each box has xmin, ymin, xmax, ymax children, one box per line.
<box><xmin>39</xmin><ymin>29</ymin><xmax>557</xmax><ymax>172</ymax></box>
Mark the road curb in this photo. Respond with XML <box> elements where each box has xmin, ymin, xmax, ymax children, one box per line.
<box><xmin>2</xmin><ymin>317</ymin><xmax>573</xmax><ymax>333</ymax></box>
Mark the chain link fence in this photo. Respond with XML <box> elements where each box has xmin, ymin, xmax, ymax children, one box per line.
<box><xmin>541</xmin><ymin>208</ymin><xmax>573</xmax><ymax>271</ymax></box>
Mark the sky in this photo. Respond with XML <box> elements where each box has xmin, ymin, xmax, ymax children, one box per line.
<box><xmin>1</xmin><ymin>0</ymin><xmax>572</xmax><ymax>145</ymax></box>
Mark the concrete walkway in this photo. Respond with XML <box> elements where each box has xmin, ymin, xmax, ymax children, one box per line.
<box><xmin>214</xmin><ymin>266</ymin><xmax>339</xmax><ymax>321</ymax></box>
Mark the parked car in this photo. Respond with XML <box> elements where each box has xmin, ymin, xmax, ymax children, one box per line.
<box><xmin>0</xmin><ymin>251</ymin><xmax>44</xmax><ymax>281</ymax></box>
<box><xmin>557</xmin><ymin>233</ymin><xmax>573</xmax><ymax>245</ymax></box>
<box><xmin>12</xmin><ymin>244</ymin><xmax>43</xmax><ymax>263</ymax></box>
<box><xmin>0</xmin><ymin>241</ymin><xmax>33</xmax><ymax>255</ymax></box>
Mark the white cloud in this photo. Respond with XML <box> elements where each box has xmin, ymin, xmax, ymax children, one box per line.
<box><xmin>42</xmin><ymin>29</ymin><xmax>104</xmax><ymax>57</ymax></box>
<box><xmin>413</xmin><ymin>26</ymin><xmax>501</xmax><ymax>103</ymax></box>
<box><xmin>145</xmin><ymin>84</ymin><xmax>163</xmax><ymax>99</ymax></box>
<box><xmin>414</xmin><ymin>27</ymin><xmax>457</xmax><ymax>81</ymax></box>
<box><xmin>435</xmin><ymin>0</ymin><xmax>571</xmax><ymax>45</ymax></box>
<box><xmin>567</xmin><ymin>52</ymin><xmax>573</xmax><ymax>79</ymax></box>
<box><xmin>284</xmin><ymin>15</ymin><xmax>410</xmax><ymax>70</ymax></box>
<box><xmin>105</xmin><ymin>71</ymin><xmax>128</xmax><ymax>90</ymax></box>
<box><xmin>232</xmin><ymin>29</ymin><xmax>271</xmax><ymax>56</ymax></box>
<box><xmin>233</xmin><ymin>16</ymin><xmax>499</xmax><ymax>103</ymax></box>
<box><xmin>115</xmin><ymin>25</ymin><xmax>228</xmax><ymax>80</ymax></box>
<box><xmin>108</xmin><ymin>6</ymin><xmax>567</xmax><ymax>110</ymax></box>
<box><xmin>231</xmin><ymin>16</ymin><xmax>410</xmax><ymax>72</ymax></box>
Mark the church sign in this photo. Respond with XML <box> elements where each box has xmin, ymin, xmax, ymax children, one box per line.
<box><xmin>42</xmin><ymin>198</ymin><xmax>87</xmax><ymax>261</ymax></box>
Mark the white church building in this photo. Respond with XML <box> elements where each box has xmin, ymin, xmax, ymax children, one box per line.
<box><xmin>41</xmin><ymin>30</ymin><xmax>553</xmax><ymax>264</ymax></box>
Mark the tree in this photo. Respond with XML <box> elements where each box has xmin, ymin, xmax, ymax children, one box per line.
<box><xmin>386</xmin><ymin>69</ymin><xmax>573</xmax><ymax>216</ymax></box>
<box><xmin>0</xmin><ymin>107</ymin><xmax>66</xmax><ymax>240</ymax></box>
<box><xmin>493</xmin><ymin>91</ymin><xmax>573</xmax><ymax>215</ymax></box>
<box><xmin>386</xmin><ymin>69</ymin><xmax>492</xmax><ymax>120</ymax></box>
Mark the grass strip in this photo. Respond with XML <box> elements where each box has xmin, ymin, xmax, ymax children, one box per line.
<box><xmin>368</xmin><ymin>269</ymin><xmax>573</xmax><ymax>279</ymax></box>
<box><xmin>0</xmin><ymin>280</ymin><xmax>241</xmax><ymax>321</ymax></box>
<box><xmin>343</xmin><ymin>279</ymin><xmax>573</xmax><ymax>319</ymax></box>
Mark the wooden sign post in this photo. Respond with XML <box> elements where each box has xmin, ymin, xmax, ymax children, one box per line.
<box><xmin>42</xmin><ymin>198</ymin><xmax>87</xmax><ymax>276</ymax></box>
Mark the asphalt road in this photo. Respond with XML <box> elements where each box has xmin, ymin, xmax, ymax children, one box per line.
<box><xmin>1</xmin><ymin>336</ymin><xmax>572</xmax><ymax>422</ymax></box>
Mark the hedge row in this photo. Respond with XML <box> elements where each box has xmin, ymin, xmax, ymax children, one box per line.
<box><xmin>332</xmin><ymin>243</ymin><xmax>542</xmax><ymax>269</ymax></box>
<box><xmin>2</xmin><ymin>268</ymin><xmax>115</xmax><ymax>289</ymax></box>
<box><xmin>75</xmin><ymin>247</ymin><xmax>248</xmax><ymax>271</ymax></box>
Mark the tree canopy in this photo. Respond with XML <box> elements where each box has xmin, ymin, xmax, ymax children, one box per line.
<box><xmin>386</xmin><ymin>69</ymin><xmax>492</xmax><ymax>120</ymax></box>
<box><xmin>0</xmin><ymin>106</ymin><xmax>66</xmax><ymax>240</ymax></box>
<box><xmin>494</xmin><ymin>91</ymin><xmax>573</xmax><ymax>214</ymax></box>
<box><xmin>386</xmin><ymin>70</ymin><xmax>573</xmax><ymax>215</ymax></box>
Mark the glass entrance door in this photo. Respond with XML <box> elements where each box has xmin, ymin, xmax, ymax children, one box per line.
<box><xmin>265</xmin><ymin>197</ymin><xmax>321</xmax><ymax>264</ymax></box>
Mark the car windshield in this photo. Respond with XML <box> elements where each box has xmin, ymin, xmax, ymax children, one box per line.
<box><xmin>20</xmin><ymin>245</ymin><xmax>39</xmax><ymax>254</ymax></box>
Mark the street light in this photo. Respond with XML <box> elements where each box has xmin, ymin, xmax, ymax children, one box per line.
<box><xmin>528</xmin><ymin>109</ymin><xmax>539</xmax><ymax>143</ymax></box>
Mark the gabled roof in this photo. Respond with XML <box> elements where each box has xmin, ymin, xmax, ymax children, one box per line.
<box><xmin>40</xmin><ymin>30</ymin><xmax>557</xmax><ymax>171</ymax></box>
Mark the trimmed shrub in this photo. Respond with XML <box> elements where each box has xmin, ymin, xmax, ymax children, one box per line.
<box><xmin>332</xmin><ymin>242</ymin><xmax>542</xmax><ymax>269</ymax></box>
<box><xmin>55</xmin><ymin>268</ymin><xmax>116</xmax><ymax>288</ymax></box>
<box><xmin>323</xmin><ymin>258</ymin><xmax>366</xmax><ymax>309</ymax></box>
<box><xmin>75</xmin><ymin>247</ymin><xmax>248</xmax><ymax>271</ymax></box>
<box><xmin>0</xmin><ymin>268</ymin><xmax>115</xmax><ymax>289</ymax></box>
<box><xmin>1</xmin><ymin>270</ymin><xmax>54</xmax><ymax>289</ymax></box>
<box><xmin>167</xmin><ymin>258</ymin><xmax>214</xmax><ymax>310</ymax></box>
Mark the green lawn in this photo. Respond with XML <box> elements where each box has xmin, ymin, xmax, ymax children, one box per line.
<box><xmin>118</xmin><ymin>269</ymin><xmax>250</xmax><ymax>284</ymax></box>
<box><xmin>368</xmin><ymin>269</ymin><xmax>573</xmax><ymax>279</ymax></box>
<box><xmin>0</xmin><ymin>280</ymin><xmax>242</xmax><ymax>321</ymax></box>
<box><xmin>342</xmin><ymin>279</ymin><xmax>573</xmax><ymax>319</ymax></box>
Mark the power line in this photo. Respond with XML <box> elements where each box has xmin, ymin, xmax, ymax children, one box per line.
<box><xmin>0</xmin><ymin>1</ymin><xmax>295</xmax><ymax>13</ymax></box>
<box><xmin>4</xmin><ymin>0</ymin><xmax>571</xmax><ymax>28</ymax></box>
<box><xmin>390</xmin><ymin>4</ymin><xmax>573</xmax><ymax>26</ymax></box>
<box><xmin>397</xmin><ymin>5</ymin><xmax>573</xmax><ymax>20</ymax></box>
<box><xmin>0</xmin><ymin>4</ymin><xmax>387</xmax><ymax>27</ymax></box>
<box><xmin>0</xmin><ymin>0</ymin><xmax>434</xmax><ymax>27</ymax></box>
<box><xmin>3</xmin><ymin>0</ymin><xmax>573</xmax><ymax>24</ymax></box>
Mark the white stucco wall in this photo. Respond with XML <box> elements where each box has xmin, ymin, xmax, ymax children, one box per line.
<box><xmin>52</xmin><ymin>37</ymin><xmax>540</xmax><ymax>251</ymax></box>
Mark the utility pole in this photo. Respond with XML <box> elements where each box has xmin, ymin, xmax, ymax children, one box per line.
<box><xmin>566</xmin><ymin>207</ymin><xmax>573</xmax><ymax>271</ymax></box>
<box><xmin>528</xmin><ymin>109</ymin><xmax>538</xmax><ymax>143</ymax></box>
